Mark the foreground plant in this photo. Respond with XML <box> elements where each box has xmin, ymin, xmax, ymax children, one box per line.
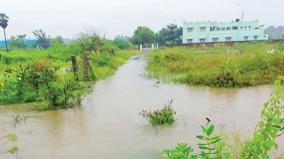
<box><xmin>240</xmin><ymin>77</ymin><xmax>284</xmax><ymax>158</ymax></box>
<box><xmin>140</xmin><ymin>100</ymin><xmax>176</xmax><ymax>125</ymax></box>
<box><xmin>163</xmin><ymin>120</ymin><xmax>231</xmax><ymax>159</ymax></box>
<box><xmin>163</xmin><ymin>77</ymin><xmax>284</xmax><ymax>159</ymax></box>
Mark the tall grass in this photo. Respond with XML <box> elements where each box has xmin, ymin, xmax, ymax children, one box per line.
<box><xmin>147</xmin><ymin>43</ymin><xmax>284</xmax><ymax>87</ymax></box>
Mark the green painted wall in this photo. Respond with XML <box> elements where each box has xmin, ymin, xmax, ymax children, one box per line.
<box><xmin>182</xmin><ymin>20</ymin><xmax>268</xmax><ymax>44</ymax></box>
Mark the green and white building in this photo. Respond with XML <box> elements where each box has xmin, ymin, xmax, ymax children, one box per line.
<box><xmin>182</xmin><ymin>19</ymin><xmax>268</xmax><ymax>44</ymax></box>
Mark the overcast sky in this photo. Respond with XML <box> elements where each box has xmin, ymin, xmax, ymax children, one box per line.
<box><xmin>1</xmin><ymin>0</ymin><xmax>283</xmax><ymax>39</ymax></box>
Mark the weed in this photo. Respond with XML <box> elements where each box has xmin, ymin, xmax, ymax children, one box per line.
<box><xmin>140</xmin><ymin>100</ymin><xmax>176</xmax><ymax>125</ymax></box>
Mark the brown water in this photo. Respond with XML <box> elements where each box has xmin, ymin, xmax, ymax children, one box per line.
<box><xmin>0</xmin><ymin>55</ymin><xmax>283</xmax><ymax>159</ymax></box>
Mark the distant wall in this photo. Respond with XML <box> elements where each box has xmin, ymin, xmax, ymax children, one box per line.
<box><xmin>165</xmin><ymin>39</ymin><xmax>284</xmax><ymax>48</ymax></box>
<box><xmin>0</xmin><ymin>40</ymin><xmax>37</xmax><ymax>48</ymax></box>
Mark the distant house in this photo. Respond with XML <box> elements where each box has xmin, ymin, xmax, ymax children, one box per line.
<box><xmin>182</xmin><ymin>19</ymin><xmax>268</xmax><ymax>44</ymax></box>
<box><xmin>0</xmin><ymin>39</ymin><xmax>37</xmax><ymax>48</ymax></box>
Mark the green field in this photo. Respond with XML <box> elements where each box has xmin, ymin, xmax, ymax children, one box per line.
<box><xmin>147</xmin><ymin>42</ymin><xmax>284</xmax><ymax>87</ymax></box>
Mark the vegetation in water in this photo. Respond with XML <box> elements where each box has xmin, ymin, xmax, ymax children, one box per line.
<box><xmin>140</xmin><ymin>100</ymin><xmax>176</xmax><ymax>125</ymax></box>
<box><xmin>147</xmin><ymin>42</ymin><xmax>284</xmax><ymax>87</ymax></box>
<box><xmin>162</xmin><ymin>77</ymin><xmax>284</xmax><ymax>158</ymax></box>
<box><xmin>7</xmin><ymin>134</ymin><xmax>18</xmax><ymax>154</ymax></box>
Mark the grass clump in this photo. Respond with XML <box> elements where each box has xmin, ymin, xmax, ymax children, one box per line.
<box><xmin>7</xmin><ymin>134</ymin><xmax>18</xmax><ymax>154</ymax></box>
<box><xmin>147</xmin><ymin>42</ymin><xmax>284</xmax><ymax>87</ymax></box>
<box><xmin>140</xmin><ymin>100</ymin><xmax>176</xmax><ymax>125</ymax></box>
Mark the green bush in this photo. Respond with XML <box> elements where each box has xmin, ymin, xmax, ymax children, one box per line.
<box><xmin>140</xmin><ymin>100</ymin><xmax>176</xmax><ymax>125</ymax></box>
<box><xmin>113</xmin><ymin>36</ymin><xmax>133</xmax><ymax>49</ymax></box>
<box><xmin>0</xmin><ymin>79</ymin><xmax>19</xmax><ymax>103</ymax></box>
<box><xmin>94</xmin><ymin>55</ymin><xmax>111</xmax><ymax>67</ymax></box>
<box><xmin>0</xmin><ymin>61</ymin><xmax>80</xmax><ymax>109</ymax></box>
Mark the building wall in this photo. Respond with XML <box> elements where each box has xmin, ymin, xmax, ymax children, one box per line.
<box><xmin>0</xmin><ymin>40</ymin><xmax>36</xmax><ymax>48</ymax></box>
<box><xmin>182</xmin><ymin>20</ymin><xmax>268</xmax><ymax>44</ymax></box>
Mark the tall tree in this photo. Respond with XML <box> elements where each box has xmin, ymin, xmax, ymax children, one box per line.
<box><xmin>33</xmin><ymin>29</ymin><xmax>51</xmax><ymax>49</ymax></box>
<box><xmin>131</xmin><ymin>26</ymin><xmax>155</xmax><ymax>45</ymax></box>
<box><xmin>0</xmin><ymin>13</ymin><xmax>9</xmax><ymax>52</ymax></box>
<box><xmin>157</xmin><ymin>24</ymin><xmax>182</xmax><ymax>45</ymax></box>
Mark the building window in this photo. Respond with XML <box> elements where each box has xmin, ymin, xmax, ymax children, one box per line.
<box><xmin>240</xmin><ymin>26</ymin><xmax>243</xmax><ymax>29</ymax></box>
<box><xmin>232</xmin><ymin>26</ymin><xmax>238</xmax><ymax>30</ymax></box>
<box><xmin>254</xmin><ymin>36</ymin><xmax>258</xmax><ymax>40</ymax></box>
<box><xmin>212</xmin><ymin>38</ymin><xmax>219</xmax><ymax>42</ymax></box>
<box><xmin>187</xmin><ymin>27</ymin><xmax>193</xmax><ymax>32</ymax></box>
<box><xmin>248</xmin><ymin>26</ymin><xmax>251</xmax><ymax>29</ymax></box>
<box><xmin>216</xmin><ymin>27</ymin><xmax>220</xmax><ymax>31</ymax></box>
<box><xmin>200</xmin><ymin>27</ymin><xmax>206</xmax><ymax>31</ymax></box>
<box><xmin>187</xmin><ymin>27</ymin><xmax>194</xmax><ymax>32</ymax></box>
<box><xmin>221</xmin><ymin>27</ymin><xmax>225</xmax><ymax>31</ymax></box>
<box><xmin>210</xmin><ymin>26</ymin><xmax>216</xmax><ymax>31</ymax></box>
<box><xmin>187</xmin><ymin>39</ymin><xmax>193</xmax><ymax>43</ymax></box>
<box><xmin>225</xmin><ymin>37</ymin><xmax>232</xmax><ymax>42</ymax></box>
<box><xmin>226</xmin><ymin>27</ymin><xmax>231</xmax><ymax>30</ymax></box>
<box><xmin>244</xmin><ymin>36</ymin><xmax>249</xmax><ymax>41</ymax></box>
<box><xmin>199</xmin><ymin>38</ymin><xmax>206</xmax><ymax>43</ymax></box>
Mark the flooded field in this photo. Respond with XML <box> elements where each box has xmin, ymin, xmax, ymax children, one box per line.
<box><xmin>0</xmin><ymin>55</ymin><xmax>283</xmax><ymax>159</ymax></box>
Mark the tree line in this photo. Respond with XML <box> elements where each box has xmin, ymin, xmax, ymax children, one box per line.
<box><xmin>0</xmin><ymin>12</ymin><xmax>183</xmax><ymax>52</ymax></box>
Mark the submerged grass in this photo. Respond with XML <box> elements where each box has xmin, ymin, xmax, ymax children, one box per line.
<box><xmin>147</xmin><ymin>42</ymin><xmax>284</xmax><ymax>87</ymax></box>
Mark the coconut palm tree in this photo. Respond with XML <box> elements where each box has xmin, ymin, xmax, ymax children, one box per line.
<box><xmin>0</xmin><ymin>13</ymin><xmax>9</xmax><ymax>52</ymax></box>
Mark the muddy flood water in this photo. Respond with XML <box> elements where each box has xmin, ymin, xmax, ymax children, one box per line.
<box><xmin>0</xmin><ymin>55</ymin><xmax>283</xmax><ymax>159</ymax></box>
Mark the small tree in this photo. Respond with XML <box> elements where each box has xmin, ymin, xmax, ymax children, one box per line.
<box><xmin>77</xmin><ymin>30</ymin><xmax>104</xmax><ymax>53</ymax></box>
<box><xmin>0</xmin><ymin>13</ymin><xmax>9</xmax><ymax>52</ymax></box>
<box><xmin>33</xmin><ymin>29</ymin><xmax>51</xmax><ymax>49</ymax></box>
<box><xmin>9</xmin><ymin>34</ymin><xmax>27</xmax><ymax>49</ymax></box>
<box><xmin>113</xmin><ymin>36</ymin><xmax>133</xmax><ymax>49</ymax></box>
<box><xmin>51</xmin><ymin>35</ymin><xmax>65</xmax><ymax>47</ymax></box>
<box><xmin>131</xmin><ymin>26</ymin><xmax>156</xmax><ymax>45</ymax></box>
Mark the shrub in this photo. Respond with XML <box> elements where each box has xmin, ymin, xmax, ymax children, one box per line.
<box><xmin>0</xmin><ymin>79</ymin><xmax>19</xmax><ymax>103</ymax></box>
<box><xmin>113</xmin><ymin>36</ymin><xmax>133</xmax><ymax>49</ymax></box>
<box><xmin>140</xmin><ymin>100</ymin><xmax>176</xmax><ymax>125</ymax></box>
<box><xmin>0</xmin><ymin>61</ymin><xmax>80</xmax><ymax>109</ymax></box>
<box><xmin>94</xmin><ymin>55</ymin><xmax>111</xmax><ymax>67</ymax></box>
<box><xmin>0</xmin><ymin>64</ymin><xmax>38</xmax><ymax>104</ymax></box>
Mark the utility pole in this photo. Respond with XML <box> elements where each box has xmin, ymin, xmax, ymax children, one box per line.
<box><xmin>3</xmin><ymin>28</ymin><xmax>8</xmax><ymax>52</ymax></box>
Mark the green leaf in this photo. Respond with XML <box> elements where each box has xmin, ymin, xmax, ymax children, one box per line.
<box><xmin>196</xmin><ymin>135</ymin><xmax>204</xmax><ymax>140</ymax></box>
<box><xmin>207</xmin><ymin>124</ymin><xmax>214</xmax><ymax>136</ymax></box>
